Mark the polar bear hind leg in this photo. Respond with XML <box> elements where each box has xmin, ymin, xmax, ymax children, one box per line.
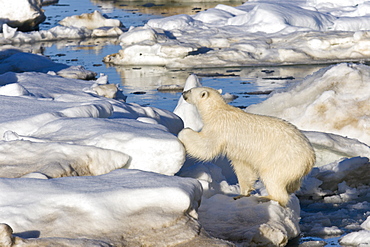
<box><xmin>260</xmin><ymin>171</ymin><xmax>302</xmax><ymax>207</ymax></box>
<box><xmin>262</xmin><ymin>180</ymin><xmax>291</xmax><ymax>207</ymax></box>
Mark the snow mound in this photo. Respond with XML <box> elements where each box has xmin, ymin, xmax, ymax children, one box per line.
<box><xmin>0</xmin><ymin>139</ymin><xmax>130</xmax><ymax>178</ymax></box>
<box><xmin>173</xmin><ymin>74</ymin><xmax>203</xmax><ymax>131</ymax></box>
<box><xmin>59</xmin><ymin>10</ymin><xmax>123</xmax><ymax>29</ymax></box>
<box><xmin>0</xmin><ymin>48</ymin><xmax>96</xmax><ymax>80</ymax></box>
<box><xmin>362</xmin><ymin>216</ymin><xmax>370</xmax><ymax>230</ymax></box>
<box><xmin>56</xmin><ymin>65</ymin><xmax>97</xmax><ymax>80</ymax></box>
<box><xmin>29</xmin><ymin>117</ymin><xmax>184</xmax><ymax>175</ymax></box>
<box><xmin>0</xmin><ymin>83</ymin><xmax>29</xmax><ymax>96</ymax></box>
<box><xmin>0</xmin><ymin>169</ymin><xmax>205</xmax><ymax>246</ymax></box>
<box><xmin>0</xmin><ymin>0</ymin><xmax>45</xmax><ymax>31</ymax></box>
<box><xmin>0</xmin><ymin>71</ymin><xmax>185</xmax><ymax>176</ymax></box>
<box><xmin>340</xmin><ymin>230</ymin><xmax>370</xmax><ymax>246</ymax></box>
<box><xmin>247</xmin><ymin>63</ymin><xmax>370</xmax><ymax>145</ymax></box>
<box><xmin>303</xmin><ymin>131</ymin><xmax>370</xmax><ymax>166</ymax></box>
<box><xmin>300</xmin><ymin>157</ymin><xmax>370</xmax><ymax>196</ymax></box>
<box><xmin>218</xmin><ymin>3</ymin><xmax>335</xmax><ymax>33</ymax></box>
<box><xmin>199</xmin><ymin>194</ymin><xmax>300</xmax><ymax>246</ymax></box>
<box><xmin>0</xmin><ymin>23</ymin><xmax>123</xmax><ymax>45</ymax></box>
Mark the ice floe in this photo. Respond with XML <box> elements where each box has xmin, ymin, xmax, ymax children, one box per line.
<box><xmin>104</xmin><ymin>0</ymin><xmax>370</xmax><ymax>68</ymax></box>
<box><xmin>59</xmin><ymin>10</ymin><xmax>123</xmax><ymax>29</ymax></box>
<box><xmin>0</xmin><ymin>169</ymin><xmax>205</xmax><ymax>246</ymax></box>
<box><xmin>247</xmin><ymin>63</ymin><xmax>370</xmax><ymax>145</ymax></box>
<box><xmin>1</xmin><ymin>0</ymin><xmax>370</xmax><ymax>246</ymax></box>
<box><xmin>0</xmin><ymin>0</ymin><xmax>45</xmax><ymax>31</ymax></box>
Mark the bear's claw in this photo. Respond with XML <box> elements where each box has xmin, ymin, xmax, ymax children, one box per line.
<box><xmin>233</xmin><ymin>195</ymin><xmax>249</xmax><ymax>200</ymax></box>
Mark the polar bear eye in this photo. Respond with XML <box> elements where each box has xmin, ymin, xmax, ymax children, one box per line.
<box><xmin>201</xmin><ymin>91</ymin><xmax>208</xmax><ymax>98</ymax></box>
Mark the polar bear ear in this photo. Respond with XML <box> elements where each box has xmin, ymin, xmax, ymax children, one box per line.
<box><xmin>217</xmin><ymin>89</ymin><xmax>222</xmax><ymax>94</ymax></box>
<box><xmin>200</xmin><ymin>90</ymin><xmax>209</xmax><ymax>99</ymax></box>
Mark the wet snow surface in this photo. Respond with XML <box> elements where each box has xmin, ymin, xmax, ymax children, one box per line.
<box><xmin>0</xmin><ymin>0</ymin><xmax>370</xmax><ymax>246</ymax></box>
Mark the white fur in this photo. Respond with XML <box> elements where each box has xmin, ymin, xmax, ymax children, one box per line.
<box><xmin>178</xmin><ymin>87</ymin><xmax>316</xmax><ymax>207</ymax></box>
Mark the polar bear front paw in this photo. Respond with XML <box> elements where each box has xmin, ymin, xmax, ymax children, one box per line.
<box><xmin>178</xmin><ymin>128</ymin><xmax>195</xmax><ymax>142</ymax></box>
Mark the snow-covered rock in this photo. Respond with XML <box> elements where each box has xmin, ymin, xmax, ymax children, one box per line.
<box><xmin>0</xmin><ymin>0</ymin><xmax>46</xmax><ymax>31</ymax></box>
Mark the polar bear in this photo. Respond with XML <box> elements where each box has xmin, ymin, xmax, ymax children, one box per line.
<box><xmin>178</xmin><ymin>87</ymin><xmax>315</xmax><ymax>207</ymax></box>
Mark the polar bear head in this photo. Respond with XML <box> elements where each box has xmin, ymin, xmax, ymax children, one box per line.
<box><xmin>182</xmin><ymin>87</ymin><xmax>224</xmax><ymax>109</ymax></box>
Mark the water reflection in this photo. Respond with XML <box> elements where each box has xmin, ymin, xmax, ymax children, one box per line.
<box><xmin>91</xmin><ymin>0</ymin><xmax>244</xmax><ymax>16</ymax></box>
<box><xmin>108</xmin><ymin>64</ymin><xmax>327</xmax><ymax>111</ymax></box>
<box><xmin>61</xmin><ymin>38</ymin><xmax>120</xmax><ymax>52</ymax></box>
<box><xmin>8</xmin><ymin>37</ymin><xmax>120</xmax><ymax>59</ymax></box>
<box><xmin>113</xmin><ymin>64</ymin><xmax>326</xmax><ymax>90</ymax></box>
<box><xmin>112</xmin><ymin>66</ymin><xmax>190</xmax><ymax>89</ymax></box>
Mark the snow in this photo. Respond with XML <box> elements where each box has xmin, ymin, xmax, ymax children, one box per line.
<box><xmin>198</xmin><ymin>194</ymin><xmax>300</xmax><ymax>246</ymax></box>
<box><xmin>0</xmin><ymin>48</ymin><xmax>96</xmax><ymax>80</ymax></box>
<box><xmin>0</xmin><ymin>169</ymin><xmax>204</xmax><ymax>246</ymax></box>
<box><xmin>59</xmin><ymin>10</ymin><xmax>123</xmax><ymax>29</ymax></box>
<box><xmin>0</xmin><ymin>9</ymin><xmax>124</xmax><ymax>45</ymax></box>
<box><xmin>247</xmin><ymin>63</ymin><xmax>370</xmax><ymax>145</ymax></box>
<box><xmin>103</xmin><ymin>0</ymin><xmax>370</xmax><ymax>68</ymax></box>
<box><xmin>173</xmin><ymin>74</ymin><xmax>203</xmax><ymax>131</ymax></box>
<box><xmin>0</xmin><ymin>24</ymin><xmax>124</xmax><ymax>44</ymax></box>
<box><xmin>340</xmin><ymin>230</ymin><xmax>370</xmax><ymax>246</ymax></box>
<box><xmin>0</xmin><ymin>0</ymin><xmax>370</xmax><ymax>246</ymax></box>
<box><xmin>0</xmin><ymin>52</ymin><xmax>205</xmax><ymax>245</ymax></box>
<box><xmin>0</xmin><ymin>70</ymin><xmax>185</xmax><ymax>176</ymax></box>
<box><xmin>0</xmin><ymin>0</ymin><xmax>45</xmax><ymax>32</ymax></box>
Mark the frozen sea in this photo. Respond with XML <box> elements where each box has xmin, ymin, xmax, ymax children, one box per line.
<box><xmin>1</xmin><ymin>0</ymin><xmax>370</xmax><ymax>246</ymax></box>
